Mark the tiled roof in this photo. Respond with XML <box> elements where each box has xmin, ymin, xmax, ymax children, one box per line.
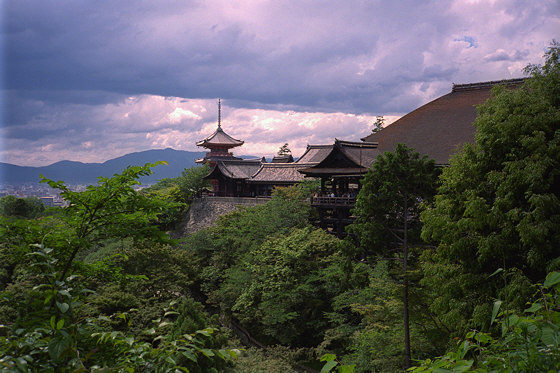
<box><xmin>271</xmin><ymin>154</ymin><xmax>294</xmax><ymax>163</ymax></box>
<box><xmin>206</xmin><ymin>159</ymin><xmax>262</xmax><ymax>180</ymax></box>
<box><xmin>296</xmin><ymin>145</ymin><xmax>333</xmax><ymax>164</ymax></box>
<box><xmin>250</xmin><ymin>163</ymin><xmax>312</xmax><ymax>183</ymax></box>
<box><xmin>336</xmin><ymin>139</ymin><xmax>379</xmax><ymax>168</ymax></box>
<box><xmin>362</xmin><ymin>79</ymin><xmax>525</xmax><ymax>165</ymax></box>
<box><xmin>204</xmin><ymin>143</ymin><xmax>333</xmax><ymax>185</ymax></box>
<box><xmin>299</xmin><ymin>140</ymin><xmax>379</xmax><ymax>177</ymax></box>
<box><xmin>196</xmin><ymin>125</ymin><xmax>244</xmax><ymax>148</ymax></box>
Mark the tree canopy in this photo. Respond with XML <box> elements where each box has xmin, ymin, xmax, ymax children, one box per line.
<box><xmin>350</xmin><ymin>143</ymin><xmax>440</xmax><ymax>368</ymax></box>
<box><xmin>277</xmin><ymin>143</ymin><xmax>292</xmax><ymax>156</ymax></box>
<box><xmin>0</xmin><ymin>196</ymin><xmax>45</xmax><ymax>219</ymax></box>
<box><xmin>351</xmin><ymin>143</ymin><xmax>439</xmax><ymax>254</ymax></box>
<box><xmin>421</xmin><ymin>42</ymin><xmax>560</xmax><ymax>281</ymax></box>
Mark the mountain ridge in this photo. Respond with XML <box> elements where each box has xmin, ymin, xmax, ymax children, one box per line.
<box><xmin>1</xmin><ymin>148</ymin><xmax>206</xmax><ymax>185</ymax></box>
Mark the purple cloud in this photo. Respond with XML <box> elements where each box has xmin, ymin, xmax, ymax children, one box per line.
<box><xmin>1</xmin><ymin>0</ymin><xmax>557</xmax><ymax>167</ymax></box>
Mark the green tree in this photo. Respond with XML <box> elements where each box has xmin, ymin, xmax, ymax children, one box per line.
<box><xmin>231</xmin><ymin>227</ymin><xmax>342</xmax><ymax>346</ymax></box>
<box><xmin>350</xmin><ymin>144</ymin><xmax>439</xmax><ymax>368</ymax></box>
<box><xmin>421</xmin><ymin>42</ymin><xmax>560</xmax><ymax>285</ymax></box>
<box><xmin>371</xmin><ymin>115</ymin><xmax>385</xmax><ymax>133</ymax></box>
<box><xmin>410</xmin><ymin>271</ymin><xmax>560</xmax><ymax>372</ymax></box>
<box><xmin>419</xmin><ymin>42</ymin><xmax>560</xmax><ymax>343</ymax></box>
<box><xmin>0</xmin><ymin>165</ymin><xmax>239</xmax><ymax>371</ymax></box>
<box><xmin>177</xmin><ymin>163</ymin><xmax>211</xmax><ymax>202</ymax></box>
<box><xmin>192</xmin><ymin>185</ymin><xmax>313</xmax><ymax>314</ymax></box>
<box><xmin>278</xmin><ymin>143</ymin><xmax>292</xmax><ymax>156</ymax></box>
<box><xmin>0</xmin><ymin>195</ymin><xmax>45</xmax><ymax>218</ymax></box>
<box><xmin>40</xmin><ymin>163</ymin><xmax>172</xmax><ymax>281</ymax></box>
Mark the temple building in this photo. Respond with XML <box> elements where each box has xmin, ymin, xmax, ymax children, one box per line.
<box><xmin>196</xmin><ymin>79</ymin><xmax>523</xmax><ymax>236</ymax></box>
<box><xmin>196</xmin><ymin>100</ymin><xmax>244</xmax><ymax>165</ymax></box>
<box><xmin>196</xmin><ymin>102</ymin><xmax>330</xmax><ymax>197</ymax></box>
<box><xmin>302</xmin><ymin>79</ymin><xmax>525</xmax><ymax>237</ymax></box>
<box><xmin>299</xmin><ymin>139</ymin><xmax>379</xmax><ymax>237</ymax></box>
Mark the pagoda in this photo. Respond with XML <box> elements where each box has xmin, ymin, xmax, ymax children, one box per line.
<box><xmin>196</xmin><ymin>99</ymin><xmax>244</xmax><ymax>165</ymax></box>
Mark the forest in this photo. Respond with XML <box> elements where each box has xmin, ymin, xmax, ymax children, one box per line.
<box><xmin>0</xmin><ymin>44</ymin><xmax>559</xmax><ymax>372</ymax></box>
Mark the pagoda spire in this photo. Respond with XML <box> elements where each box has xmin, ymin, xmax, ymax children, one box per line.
<box><xmin>195</xmin><ymin>99</ymin><xmax>244</xmax><ymax>164</ymax></box>
<box><xmin>218</xmin><ymin>99</ymin><xmax>222</xmax><ymax>129</ymax></box>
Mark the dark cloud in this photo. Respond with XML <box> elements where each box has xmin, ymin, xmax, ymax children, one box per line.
<box><xmin>1</xmin><ymin>0</ymin><xmax>557</xmax><ymax>166</ymax></box>
<box><xmin>4</xmin><ymin>1</ymin><xmax>452</xmax><ymax>112</ymax></box>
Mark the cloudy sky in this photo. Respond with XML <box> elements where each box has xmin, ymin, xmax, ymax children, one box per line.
<box><xmin>1</xmin><ymin>0</ymin><xmax>558</xmax><ymax>167</ymax></box>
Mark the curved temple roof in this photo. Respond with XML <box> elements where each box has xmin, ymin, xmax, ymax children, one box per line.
<box><xmin>296</xmin><ymin>144</ymin><xmax>333</xmax><ymax>164</ymax></box>
<box><xmin>203</xmin><ymin>144</ymin><xmax>332</xmax><ymax>185</ymax></box>
<box><xmin>362</xmin><ymin>79</ymin><xmax>525</xmax><ymax>165</ymax></box>
<box><xmin>298</xmin><ymin>139</ymin><xmax>379</xmax><ymax>177</ymax></box>
<box><xmin>205</xmin><ymin>159</ymin><xmax>262</xmax><ymax>180</ymax></box>
<box><xmin>196</xmin><ymin>125</ymin><xmax>244</xmax><ymax>149</ymax></box>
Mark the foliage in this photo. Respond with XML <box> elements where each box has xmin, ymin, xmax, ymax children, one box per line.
<box><xmin>0</xmin><ymin>246</ymin><xmax>239</xmax><ymax>372</ymax></box>
<box><xmin>140</xmin><ymin>182</ymin><xmax>187</xmax><ymax>231</ymax></box>
<box><xmin>350</xmin><ymin>143</ymin><xmax>439</xmax><ymax>254</ymax></box>
<box><xmin>82</xmin><ymin>240</ymin><xmax>202</xmax><ymax>336</ymax></box>
<box><xmin>421</xmin><ymin>42</ymin><xmax>560</xmax><ymax>280</ymax></box>
<box><xmin>177</xmin><ymin>163</ymin><xmax>211</xmax><ymax>203</ymax></box>
<box><xmin>192</xmin><ymin>184</ymin><xmax>313</xmax><ymax>308</ymax></box>
<box><xmin>420</xmin><ymin>42</ymin><xmax>560</xmax><ymax>342</ymax></box>
<box><xmin>230</xmin><ymin>227</ymin><xmax>343</xmax><ymax>346</ymax></box>
<box><xmin>371</xmin><ymin>116</ymin><xmax>385</xmax><ymax>133</ymax></box>
<box><xmin>40</xmin><ymin>162</ymin><xmax>173</xmax><ymax>280</ymax></box>
<box><xmin>278</xmin><ymin>143</ymin><xmax>292</xmax><ymax>156</ymax></box>
<box><xmin>349</xmin><ymin>143</ymin><xmax>440</xmax><ymax>368</ymax></box>
<box><xmin>140</xmin><ymin>164</ymin><xmax>210</xmax><ymax>230</ymax></box>
<box><xmin>0</xmin><ymin>196</ymin><xmax>45</xmax><ymax>219</ymax></box>
<box><xmin>0</xmin><ymin>216</ymin><xmax>67</xmax><ymax>290</ymax></box>
<box><xmin>298</xmin><ymin>177</ymin><xmax>321</xmax><ymax>197</ymax></box>
<box><xmin>191</xmin><ymin>185</ymin><xmax>320</xmax><ymax>337</ymax></box>
<box><xmin>320</xmin><ymin>353</ymin><xmax>356</xmax><ymax>373</ymax></box>
<box><xmin>0</xmin><ymin>164</ymin><xmax>244</xmax><ymax>371</ymax></box>
<box><xmin>409</xmin><ymin>271</ymin><xmax>560</xmax><ymax>372</ymax></box>
<box><xmin>320</xmin><ymin>260</ymin><xmax>443</xmax><ymax>372</ymax></box>
<box><xmin>227</xmin><ymin>347</ymin><xmax>296</xmax><ymax>372</ymax></box>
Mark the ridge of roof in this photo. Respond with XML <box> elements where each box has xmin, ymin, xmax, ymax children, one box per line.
<box><xmin>452</xmin><ymin>78</ymin><xmax>525</xmax><ymax>92</ymax></box>
<box><xmin>217</xmin><ymin>158</ymin><xmax>262</xmax><ymax>164</ymax></box>
<box><xmin>306</xmin><ymin>144</ymin><xmax>333</xmax><ymax>148</ymax></box>
<box><xmin>260</xmin><ymin>162</ymin><xmax>309</xmax><ymax>167</ymax></box>
<box><xmin>335</xmin><ymin>139</ymin><xmax>378</xmax><ymax>148</ymax></box>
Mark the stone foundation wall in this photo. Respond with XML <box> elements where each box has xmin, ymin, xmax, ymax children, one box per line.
<box><xmin>178</xmin><ymin>196</ymin><xmax>270</xmax><ymax>236</ymax></box>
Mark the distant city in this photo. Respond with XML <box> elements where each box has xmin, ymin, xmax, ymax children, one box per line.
<box><xmin>0</xmin><ymin>148</ymin><xmax>206</xmax><ymax>205</ymax></box>
<box><xmin>0</xmin><ymin>181</ymin><xmax>151</xmax><ymax>207</ymax></box>
<box><xmin>0</xmin><ymin>182</ymin><xmax>77</xmax><ymax>207</ymax></box>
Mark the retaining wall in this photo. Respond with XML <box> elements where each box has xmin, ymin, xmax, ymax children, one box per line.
<box><xmin>178</xmin><ymin>196</ymin><xmax>270</xmax><ymax>236</ymax></box>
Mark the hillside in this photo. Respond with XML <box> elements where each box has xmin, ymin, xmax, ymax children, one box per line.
<box><xmin>0</xmin><ymin>148</ymin><xmax>206</xmax><ymax>185</ymax></box>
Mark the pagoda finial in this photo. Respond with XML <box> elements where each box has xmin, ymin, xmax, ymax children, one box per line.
<box><xmin>218</xmin><ymin>99</ymin><xmax>222</xmax><ymax>129</ymax></box>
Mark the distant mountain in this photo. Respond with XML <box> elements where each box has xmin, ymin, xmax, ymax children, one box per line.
<box><xmin>0</xmin><ymin>149</ymin><xmax>206</xmax><ymax>185</ymax></box>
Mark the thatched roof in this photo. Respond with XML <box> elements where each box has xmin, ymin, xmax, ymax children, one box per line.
<box><xmin>362</xmin><ymin>79</ymin><xmax>525</xmax><ymax>165</ymax></box>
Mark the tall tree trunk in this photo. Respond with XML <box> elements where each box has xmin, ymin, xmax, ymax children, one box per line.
<box><xmin>403</xmin><ymin>196</ymin><xmax>411</xmax><ymax>368</ymax></box>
